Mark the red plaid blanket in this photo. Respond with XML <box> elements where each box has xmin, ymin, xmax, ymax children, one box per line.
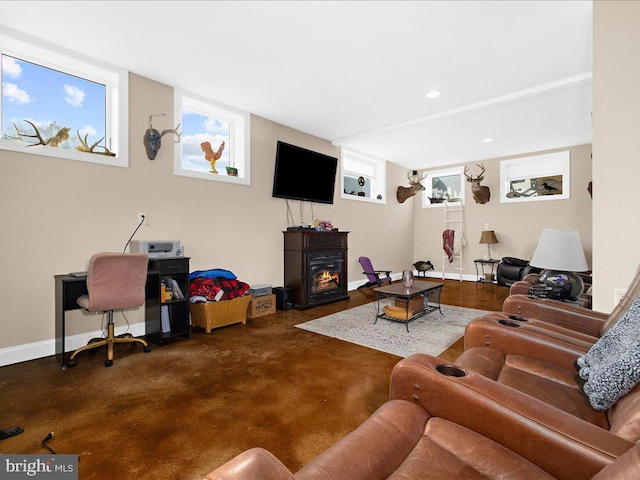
<box><xmin>190</xmin><ymin>277</ymin><xmax>250</xmax><ymax>301</ymax></box>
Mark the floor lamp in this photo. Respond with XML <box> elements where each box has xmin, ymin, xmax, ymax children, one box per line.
<box><xmin>529</xmin><ymin>228</ymin><xmax>588</xmax><ymax>301</ymax></box>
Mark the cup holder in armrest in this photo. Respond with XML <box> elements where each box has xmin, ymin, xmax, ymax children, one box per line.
<box><xmin>508</xmin><ymin>315</ymin><xmax>529</xmax><ymax>322</ymax></box>
<box><xmin>499</xmin><ymin>319</ymin><xmax>521</xmax><ymax>328</ymax></box>
<box><xmin>436</xmin><ymin>364</ymin><xmax>467</xmax><ymax>377</ymax></box>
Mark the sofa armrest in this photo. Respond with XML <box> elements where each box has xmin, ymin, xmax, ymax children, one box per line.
<box><xmin>204</xmin><ymin>448</ymin><xmax>295</xmax><ymax>480</ymax></box>
<box><xmin>464</xmin><ymin>315</ymin><xmax>592</xmax><ymax>370</ymax></box>
<box><xmin>522</xmin><ymin>273</ymin><xmax>541</xmax><ymax>283</ymax></box>
<box><xmin>509</xmin><ymin>280</ymin><xmax>534</xmax><ymax>295</ymax></box>
<box><xmin>503</xmin><ymin>294</ymin><xmax>608</xmax><ymax>336</ymax></box>
<box><xmin>389</xmin><ymin>353</ymin><xmax>632</xmax><ymax>480</ymax></box>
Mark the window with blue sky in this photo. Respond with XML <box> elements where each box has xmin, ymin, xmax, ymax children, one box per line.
<box><xmin>174</xmin><ymin>89</ymin><xmax>250</xmax><ymax>185</ymax></box>
<box><xmin>181</xmin><ymin>110</ymin><xmax>231</xmax><ymax>174</ymax></box>
<box><xmin>0</xmin><ymin>28</ymin><xmax>128</xmax><ymax>167</ymax></box>
<box><xmin>2</xmin><ymin>54</ymin><xmax>107</xmax><ymax>152</ymax></box>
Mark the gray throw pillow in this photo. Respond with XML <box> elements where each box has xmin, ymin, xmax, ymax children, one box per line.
<box><xmin>577</xmin><ymin>294</ymin><xmax>640</xmax><ymax>410</ymax></box>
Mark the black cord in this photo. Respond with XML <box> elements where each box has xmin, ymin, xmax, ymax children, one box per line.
<box><xmin>42</xmin><ymin>432</ymin><xmax>56</xmax><ymax>454</ymax></box>
<box><xmin>123</xmin><ymin>215</ymin><xmax>145</xmax><ymax>253</ymax></box>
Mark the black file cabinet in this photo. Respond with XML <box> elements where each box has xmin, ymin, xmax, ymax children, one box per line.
<box><xmin>145</xmin><ymin>257</ymin><xmax>191</xmax><ymax>345</ymax></box>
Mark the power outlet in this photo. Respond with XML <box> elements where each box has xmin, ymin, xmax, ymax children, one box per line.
<box><xmin>614</xmin><ymin>288</ymin><xmax>627</xmax><ymax>305</ymax></box>
<box><xmin>137</xmin><ymin>212</ymin><xmax>147</xmax><ymax>226</ymax></box>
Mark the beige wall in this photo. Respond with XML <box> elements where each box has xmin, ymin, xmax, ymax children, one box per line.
<box><xmin>413</xmin><ymin>144</ymin><xmax>593</xmax><ymax>278</ymax></box>
<box><xmin>6</xmin><ymin>0</ymin><xmax>636</xmax><ymax>362</ymax></box>
<box><xmin>0</xmin><ymin>73</ymin><xmax>414</xmax><ymax>360</ymax></box>
<box><xmin>592</xmin><ymin>1</ymin><xmax>640</xmax><ymax>312</ymax></box>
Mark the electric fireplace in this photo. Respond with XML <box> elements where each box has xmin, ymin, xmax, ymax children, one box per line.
<box><xmin>283</xmin><ymin>230</ymin><xmax>349</xmax><ymax>309</ymax></box>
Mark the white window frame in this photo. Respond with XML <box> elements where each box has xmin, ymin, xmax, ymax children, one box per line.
<box><xmin>500</xmin><ymin>151</ymin><xmax>570</xmax><ymax>203</ymax></box>
<box><xmin>340</xmin><ymin>149</ymin><xmax>386</xmax><ymax>204</ymax></box>
<box><xmin>174</xmin><ymin>89</ymin><xmax>250</xmax><ymax>186</ymax></box>
<box><xmin>0</xmin><ymin>27</ymin><xmax>128</xmax><ymax>167</ymax></box>
<box><xmin>421</xmin><ymin>166</ymin><xmax>466</xmax><ymax>208</ymax></box>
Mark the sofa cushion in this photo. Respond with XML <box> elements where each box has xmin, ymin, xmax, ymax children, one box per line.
<box><xmin>455</xmin><ymin>347</ymin><xmax>609</xmax><ymax>429</ymax></box>
<box><xmin>387</xmin><ymin>418</ymin><xmax>555</xmax><ymax>480</ymax></box>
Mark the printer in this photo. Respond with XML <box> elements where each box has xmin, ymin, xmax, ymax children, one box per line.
<box><xmin>130</xmin><ymin>240</ymin><xmax>184</xmax><ymax>258</ymax></box>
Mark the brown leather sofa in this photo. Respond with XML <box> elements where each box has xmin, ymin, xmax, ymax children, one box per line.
<box><xmin>205</xmin><ymin>354</ymin><xmax>639</xmax><ymax>479</ymax></box>
<box><xmin>454</xmin><ymin>271</ymin><xmax>640</xmax><ymax>443</ymax></box>
<box><xmin>465</xmin><ymin>265</ymin><xmax>640</xmax><ymax>352</ymax></box>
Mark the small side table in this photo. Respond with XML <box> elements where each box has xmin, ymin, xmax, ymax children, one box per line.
<box><xmin>474</xmin><ymin>259</ymin><xmax>500</xmax><ymax>286</ymax></box>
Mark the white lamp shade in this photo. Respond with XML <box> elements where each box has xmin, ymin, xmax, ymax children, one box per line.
<box><xmin>529</xmin><ymin>229</ymin><xmax>588</xmax><ymax>272</ymax></box>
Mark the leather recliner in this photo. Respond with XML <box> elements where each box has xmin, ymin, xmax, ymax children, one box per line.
<box><xmin>498</xmin><ymin>263</ymin><xmax>640</xmax><ymax>342</ymax></box>
<box><xmin>206</xmin><ymin>353</ymin><xmax>640</xmax><ymax>479</ymax></box>
<box><xmin>509</xmin><ymin>272</ymin><xmax>594</xmax><ymax>308</ymax></box>
<box><xmin>461</xmin><ymin>283</ymin><xmax>636</xmax><ymax>355</ymax></box>
<box><xmin>454</xmin><ymin>283</ymin><xmax>640</xmax><ymax>444</ymax></box>
<box><xmin>496</xmin><ymin>257</ymin><xmax>541</xmax><ymax>287</ymax></box>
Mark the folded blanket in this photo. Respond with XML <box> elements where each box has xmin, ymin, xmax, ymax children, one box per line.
<box><xmin>189</xmin><ymin>269</ymin><xmax>237</xmax><ymax>281</ymax></box>
<box><xmin>577</xmin><ymin>294</ymin><xmax>640</xmax><ymax>410</ymax></box>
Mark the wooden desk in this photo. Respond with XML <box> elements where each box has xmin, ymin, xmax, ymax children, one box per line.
<box><xmin>54</xmin><ymin>274</ymin><xmax>89</xmax><ymax>368</ymax></box>
<box><xmin>55</xmin><ymin>257</ymin><xmax>192</xmax><ymax>368</ymax></box>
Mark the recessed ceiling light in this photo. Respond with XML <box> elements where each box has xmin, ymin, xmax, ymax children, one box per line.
<box><xmin>482</xmin><ymin>138</ymin><xmax>494</xmax><ymax>143</ymax></box>
<box><xmin>425</xmin><ymin>91</ymin><xmax>440</xmax><ymax>99</ymax></box>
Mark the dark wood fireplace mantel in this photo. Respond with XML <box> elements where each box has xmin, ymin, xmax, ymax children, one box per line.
<box><xmin>283</xmin><ymin>230</ymin><xmax>349</xmax><ymax>310</ymax></box>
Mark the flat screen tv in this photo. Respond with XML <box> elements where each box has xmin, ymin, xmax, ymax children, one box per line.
<box><xmin>272</xmin><ymin>141</ymin><xmax>338</xmax><ymax>204</ymax></box>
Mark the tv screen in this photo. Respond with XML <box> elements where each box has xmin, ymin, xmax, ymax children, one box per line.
<box><xmin>272</xmin><ymin>141</ymin><xmax>338</xmax><ymax>204</ymax></box>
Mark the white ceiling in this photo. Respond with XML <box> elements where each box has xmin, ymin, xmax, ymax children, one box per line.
<box><xmin>0</xmin><ymin>1</ymin><xmax>593</xmax><ymax>170</ymax></box>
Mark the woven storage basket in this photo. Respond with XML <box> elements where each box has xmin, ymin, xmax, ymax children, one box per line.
<box><xmin>190</xmin><ymin>295</ymin><xmax>251</xmax><ymax>333</ymax></box>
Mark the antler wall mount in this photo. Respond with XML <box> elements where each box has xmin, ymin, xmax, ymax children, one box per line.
<box><xmin>464</xmin><ymin>163</ymin><xmax>491</xmax><ymax>204</ymax></box>
<box><xmin>143</xmin><ymin>113</ymin><xmax>182</xmax><ymax>160</ymax></box>
<box><xmin>396</xmin><ymin>170</ymin><xmax>426</xmax><ymax>203</ymax></box>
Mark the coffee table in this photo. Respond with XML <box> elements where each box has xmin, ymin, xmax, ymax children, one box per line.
<box><xmin>373</xmin><ymin>281</ymin><xmax>444</xmax><ymax>332</ymax></box>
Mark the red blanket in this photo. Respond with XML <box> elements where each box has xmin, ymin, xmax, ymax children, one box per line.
<box><xmin>443</xmin><ymin>230</ymin><xmax>455</xmax><ymax>263</ymax></box>
<box><xmin>190</xmin><ymin>277</ymin><xmax>250</xmax><ymax>301</ymax></box>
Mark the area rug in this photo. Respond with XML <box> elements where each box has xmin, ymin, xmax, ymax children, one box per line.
<box><xmin>295</xmin><ymin>302</ymin><xmax>489</xmax><ymax>358</ymax></box>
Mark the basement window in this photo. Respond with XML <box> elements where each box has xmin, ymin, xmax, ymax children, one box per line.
<box><xmin>341</xmin><ymin>149</ymin><xmax>386</xmax><ymax>204</ymax></box>
<box><xmin>174</xmin><ymin>89</ymin><xmax>250</xmax><ymax>185</ymax></box>
<box><xmin>500</xmin><ymin>151</ymin><xmax>570</xmax><ymax>203</ymax></box>
<box><xmin>421</xmin><ymin>167</ymin><xmax>466</xmax><ymax>208</ymax></box>
<box><xmin>0</xmin><ymin>29</ymin><xmax>128</xmax><ymax>167</ymax></box>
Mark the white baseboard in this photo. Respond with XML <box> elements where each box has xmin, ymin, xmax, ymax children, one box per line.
<box><xmin>0</xmin><ymin>323</ymin><xmax>146</xmax><ymax>367</ymax></box>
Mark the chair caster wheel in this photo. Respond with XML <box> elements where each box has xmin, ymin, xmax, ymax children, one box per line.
<box><xmin>105</xmin><ymin>360</ymin><xmax>113</xmax><ymax>367</ymax></box>
<box><xmin>143</xmin><ymin>346</ymin><xmax>151</xmax><ymax>353</ymax></box>
<box><xmin>66</xmin><ymin>359</ymin><xmax>76</xmax><ymax>368</ymax></box>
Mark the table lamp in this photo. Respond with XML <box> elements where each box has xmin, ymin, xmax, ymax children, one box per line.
<box><xmin>529</xmin><ymin>228</ymin><xmax>588</xmax><ymax>301</ymax></box>
<box><xmin>479</xmin><ymin>230</ymin><xmax>498</xmax><ymax>260</ymax></box>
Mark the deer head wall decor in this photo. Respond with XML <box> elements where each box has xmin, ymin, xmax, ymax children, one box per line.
<box><xmin>396</xmin><ymin>170</ymin><xmax>426</xmax><ymax>203</ymax></box>
<box><xmin>464</xmin><ymin>163</ymin><xmax>491</xmax><ymax>204</ymax></box>
<box><xmin>143</xmin><ymin>113</ymin><xmax>182</xmax><ymax>160</ymax></box>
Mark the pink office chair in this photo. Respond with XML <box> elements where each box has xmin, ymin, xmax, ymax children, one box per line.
<box><xmin>69</xmin><ymin>252</ymin><xmax>151</xmax><ymax>367</ymax></box>
<box><xmin>358</xmin><ymin>256</ymin><xmax>392</xmax><ymax>289</ymax></box>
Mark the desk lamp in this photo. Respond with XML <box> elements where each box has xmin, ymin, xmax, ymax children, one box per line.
<box><xmin>479</xmin><ymin>230</ymin><xmax>498</xmax><ymax>260</ymax></box>
<box><xmin>529</xmin><ymin>228</ymin><xmax>588</xmax><ymax>301</ymax></box>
